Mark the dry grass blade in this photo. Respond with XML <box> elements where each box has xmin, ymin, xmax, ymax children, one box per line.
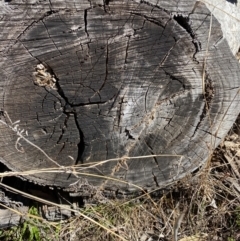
<box><xmin>173</xmin><ymin>211</ymin><xmax>185</xmax><ymax>241</ymax></box>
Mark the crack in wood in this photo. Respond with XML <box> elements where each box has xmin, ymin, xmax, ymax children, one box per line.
<box><xmin>143</xmin><ymin>139</ymin><xmax>168</xmax><ymax>181</ymax></box>
<box><xmin>73</xmin><ymin>112</ymin><xmax>85</xmax><ymax>165</ymax></box>
<box><xmin>163</xmin><ymin>70</ymin><xmax>186</xmax><ymax>90</ymax></box>
<box><xmin>103</xmin><ymin>0</ymin><xmax>111</xmax><ymax>13</ymax></box>
<box><xmin>124</xmin><ymin>36</ymin><xmax>130</xmax><ymax>64</ymax></box>
<box><xmin>56</xmin><ymin>114</ymin><xmax>69</xmax><ymax>144</ymax></box>
<box><xmin>125</xmin><ymin>128</ymin><xmax>135</xmax><ymax>140</ymax></box>
<box><xmin>84</xmin><ymin>8</ymin><xmax>90</xmax><ymax>37</ymax></box>
<box><xmin>99</xmin><ymin>41</ymin><xmax>109</xmax><ymax>92</ymax></box>
<box><xmin>144</xmin><ymin>85</ymin><xmax>150</xmax><ymax>113</ymax></box>
<box><xmin>33</xmin><ymin>63</ymin><xmax>85</xmax><ymax>167</ymax></box>
<box><xmin>152</xmin><ymin>172</ymin><xmax>159</xmax><ymax>187</ymax></box>
<box><xmin>173</xmin><ymin>15</ymin><xmax>201</xmax><ymax>61</ymax></box>
<box><xmin>117</xmin><ymin>96</ymin><xmax>125</xmax><ymax>128</ymax></box>
<box><xmin>191</xmin><ymin>71</ymin><xmax>215</xmax><ymax>138</ymax></box>
<box><xmin>130</xmin><ymin>12</ymin><xmax>166</xmax><ymax>28</ymax></box>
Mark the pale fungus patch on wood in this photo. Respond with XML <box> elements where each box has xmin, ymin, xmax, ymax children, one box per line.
<box><xmin>33</xmin><ymin>64</ymin><xmax>57</xmax><ymax>90</ymax></box>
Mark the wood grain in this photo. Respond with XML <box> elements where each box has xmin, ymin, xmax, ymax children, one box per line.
<box><xmin>0</xmin><ymin>0</ymin><xmax>239</xmax><ymax>193</ymax></box>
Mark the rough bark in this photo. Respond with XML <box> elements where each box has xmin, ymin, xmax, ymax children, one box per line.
<box><xmin>0</xmin><ymin>0</ymin><xmax>239</xmax><ymax>194</ymax></box>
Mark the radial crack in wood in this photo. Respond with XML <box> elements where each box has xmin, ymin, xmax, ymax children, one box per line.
<box><xmin>0</xmin><ymin>0</ymin><xmax>239</xmax><ymax>194</ymax></box>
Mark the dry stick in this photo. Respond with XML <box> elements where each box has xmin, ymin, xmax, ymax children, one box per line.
<box><xmin>0</xmin><ymin>162</ymin><xmax>178</xmax><ymax>218</ymax></box>
<box><xmin>0</xmin><ymin>168</ymin><xmax>144</xmax><ymax>200</ymax></box>
<box><xmin>0</xmin><ymin>182</ymin><xmax>128</xmax><ymax>241</ymax></box>
<box><xmin>173</xmin><ymin>210</ymin><xmax>186</xmax><ymax>241</ymax></box>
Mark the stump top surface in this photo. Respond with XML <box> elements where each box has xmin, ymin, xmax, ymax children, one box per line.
<box><xmin>0</xmin><ymin>0</ymin><xmax>239</xmax><ymax>192</ymax></box>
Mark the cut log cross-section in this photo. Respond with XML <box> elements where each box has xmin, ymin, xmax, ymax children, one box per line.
<box><xmin>0</xmin><ymin>0</ymin><xmax>239</xmax><ymax>193</ymax></box>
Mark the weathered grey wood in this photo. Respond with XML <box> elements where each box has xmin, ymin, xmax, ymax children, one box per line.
<box><xmin>0</xmin><ymin>0</ymin><xmax>239</xmax><ymax>193</ymax></box>
<box><xmin>0</xmin><ymin>207</ymin><xmax>29</xmax><ymax>228</ymax></box>
<box><xmin>203</xmin><ymin>0</ymin><xmax>240</xmax><ymax>55</ymax></box>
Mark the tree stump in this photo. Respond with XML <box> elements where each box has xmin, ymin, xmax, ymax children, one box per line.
<box><xmin>0</xmin><ymin>0</ymin><xmax>239</xmax><ymax>193</ymax></box>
